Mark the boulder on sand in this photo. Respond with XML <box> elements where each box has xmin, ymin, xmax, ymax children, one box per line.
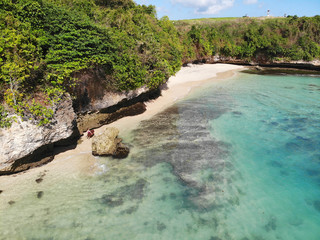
<box><xmin>91</xmin><ymin>127</ymin><xmax>129</xmax><ymax>158</ymax></box>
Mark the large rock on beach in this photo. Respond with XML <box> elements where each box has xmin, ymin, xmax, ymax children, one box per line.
<box><xmin>0</xmin><ymin>97</ymin><xmax>78</xmax><ymax>175</ymax></box>
<box><xmin>92</xmin><ymin>127</ymin><xmax>119</xmax><ymax>156</ymax></box>
<box><xmin>92</xmin><ymin>127</ymin><xmax>129</xmax><ymax>158</ymax></box>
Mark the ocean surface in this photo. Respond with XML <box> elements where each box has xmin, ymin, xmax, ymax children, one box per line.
<box><xmin>1</xmin><ymin>72</ymin><xmax>320</xmax><ymax>240</ymax></box>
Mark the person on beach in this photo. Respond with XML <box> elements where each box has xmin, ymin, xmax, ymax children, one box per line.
<box><xmin>86</xmin><ymin>129</ymin><xmax>95</xmax><ymax>138</ymax></box>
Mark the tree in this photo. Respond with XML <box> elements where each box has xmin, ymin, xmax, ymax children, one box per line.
<box><xmin>94</xmin><ymin>0</ymin><xmax>135</xmax><ymax>9</ymax></box>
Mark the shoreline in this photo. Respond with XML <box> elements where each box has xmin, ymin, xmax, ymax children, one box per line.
<box><xmin>0</xmin><ymin>64</ymin><xmax>244</xmax><ymax>202</ymax></box>
<box><xmin>188</xmin><ymin>57</ymin><xmax>320</xmax><ymax>71</ymax></box>
<box><xmin>106</xmin><ymin>65</ymin><xmax>242</xmax><ymax>134</ymax></box>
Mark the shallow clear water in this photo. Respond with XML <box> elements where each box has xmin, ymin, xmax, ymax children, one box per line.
<box><xmin>1</xmin><ymin>73</ymin><xmax>320</xmax><ymax>240</ymax></box>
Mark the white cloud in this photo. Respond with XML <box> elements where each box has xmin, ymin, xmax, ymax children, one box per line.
<box><xmin>243</xmin><ymin>0</ymin><xmax>258</xmax><ymax>4</ymax></box>
<box><xmin>171</xmin><ymin>0</ymin><xmax>235</xmax><ymax>15</ymax></box>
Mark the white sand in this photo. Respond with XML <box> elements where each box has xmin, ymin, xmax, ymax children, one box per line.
<box><xmin>168</xmin><ymin>63</ymin><xmax>242</xmax><ymax>87</ymax></box>
<box><xmin>0</xmin><ymin>64</ymin><xmax>244</xmax><ymax>196</ymax></box>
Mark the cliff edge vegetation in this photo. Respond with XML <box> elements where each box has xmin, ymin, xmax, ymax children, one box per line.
<box><xmin>0</xmin><ymin>0</ymin><xmax>182</xmax><ymax>127</ymax></box>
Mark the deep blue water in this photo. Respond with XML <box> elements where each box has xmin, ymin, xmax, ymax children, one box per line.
<box><xmin>0</xmin><ymin>73</ymin><xmax>319</xmax><ymax>240</ymax></box>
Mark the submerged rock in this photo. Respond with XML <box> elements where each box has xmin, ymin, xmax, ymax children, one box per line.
<box><xmin>113</xmin><ymin>142</ymin><xmax>130</xmax><ymax>158</ymax></box>
<box><xmin>37</xmin><ymin>191</ymin><xmax>44</xmax><ymax>199</ymax></box>
<box><xmin>99</xmin><ymin>194</ymin><xmax>124</xmax><ymax>207</ymax></box>
<box><xmin>91</xmin><ymin>127</ymin><xmax>129</xmax><ymax>158</ymax></box>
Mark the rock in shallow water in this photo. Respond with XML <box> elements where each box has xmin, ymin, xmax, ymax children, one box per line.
<box><xmin>113</xmin><ymin>142</ymin><xmax>130</xmax><ymax>158</ymax></box>
<box><xmin>91</xmin><ymin>127</ymin><xmax>129</xmax><ymax>158</ymax></box>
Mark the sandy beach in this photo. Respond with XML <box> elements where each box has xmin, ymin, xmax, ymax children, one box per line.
<box><xmin>0</xmin><ymin>64</ymin><xmax>244</xmax><ymax>203</ymax></box>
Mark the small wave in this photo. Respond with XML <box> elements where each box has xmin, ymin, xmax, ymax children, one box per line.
<box><xmin>95</xmin><ymin>163</ymin><xmax>108</xmax><ymax>175</ymax></box>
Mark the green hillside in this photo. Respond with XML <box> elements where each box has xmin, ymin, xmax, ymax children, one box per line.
<box><xmin>175</xmin><ymin>15</ymin><xmax>320</xmax><ymax>63</ymax></box>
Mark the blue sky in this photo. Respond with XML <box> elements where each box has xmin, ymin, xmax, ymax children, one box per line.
<box><xmin>134</xmin><ymin>0</ymin><xmax>320</xmax><ymax>20</ymax></box>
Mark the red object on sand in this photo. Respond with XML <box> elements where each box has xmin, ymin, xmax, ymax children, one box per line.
<box><xmin>87</xmin><ymin>129</ymin><xmax>95</xmax><ymax>138</ymax></box>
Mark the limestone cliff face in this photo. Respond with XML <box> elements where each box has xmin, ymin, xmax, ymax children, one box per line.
<box><xmin>0</xmin><ymin>65</ymin><xmax>158</xmax><ymax>175</ymax></box>
<box><xmin>71</xmin><ymin>67</ymin><xmax>157</xmax><ymax>134</ymax></box>
<box><xmin>72</xmin><ymin>67</ymin><xmax>150</xmax><ymax>113</ymax></box>
<box><xmin>0</xmin><ymin>97</ymin><xmax>78</xmax><ymax>175</ymax></box>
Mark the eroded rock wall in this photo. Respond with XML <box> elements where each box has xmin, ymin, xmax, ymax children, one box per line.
<box><xmin>72</xmin><ymin>67</ymin><xmax>150</xmax><ymax>113</ymax></box>
<box><xmin>0</xmin><ymin>97</ymin><xmax>78</xmax><ymax>175</ymax></box>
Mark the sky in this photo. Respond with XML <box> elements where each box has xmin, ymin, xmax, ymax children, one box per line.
<box><xmin>133</xmin><ymin>0</ymin><xmax>320</xmax><ymax>20</ymax></box>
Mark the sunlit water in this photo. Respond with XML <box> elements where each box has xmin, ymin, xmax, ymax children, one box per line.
<box><xmin>1</xmin><ymin>73</ymin><xmax>320</xmax><ymax>240</ymax></box>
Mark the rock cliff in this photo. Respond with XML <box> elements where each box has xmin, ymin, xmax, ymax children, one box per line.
<box><xmin>72</xmin><ymin>67</ymin><xmax>152</xmax><ymax>113</ymax></box>
<box><xmin>0</xmin><ymin>97</ymin><xmax>78</xmax><ymax>175</ymax></box>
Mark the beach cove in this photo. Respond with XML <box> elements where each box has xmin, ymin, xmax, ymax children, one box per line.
<box><xmin>1</xmin><ymin>64</ymin><xmax>320</xmax><ymax>240</ymax></box>
<box><xmin>0</xmin><ymin>63</ymin><xmax>244</xmax><ymax>209</ymax></box>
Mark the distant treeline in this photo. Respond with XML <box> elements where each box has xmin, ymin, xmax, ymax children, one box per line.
<box><xmin>176</xmin><ymin>15</ymin><xmax>320</xmax><ymax>63</ymax></box>
<box><xmin>1</xmin><ymin>0</ymin><xmax>319</xmax><ymax>127</ymax></box>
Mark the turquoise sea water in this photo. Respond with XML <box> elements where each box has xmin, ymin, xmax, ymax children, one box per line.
<box><xmin>0</xmin><ymin>73</ymin><xmax>320</xmax><ymax>240</ymax></box>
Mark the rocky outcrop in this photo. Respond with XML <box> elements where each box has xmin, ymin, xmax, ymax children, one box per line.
<box><xmin>0</xmin><ymin>85</ymin><xmax>158</xmax><ymax>175</ymax></box>
<box><xmin>0</xmin><ymin>70</ymin><xmax>161</xmax><ymax>175</ymax></box>
<box><xmin>72</xmin><ymin>66</ymin><xmax>152</xmax><ymax>113</ymax></box>
<box><xmin>92</xmin><ymin>127</ymin><xmax>129</xmax><ymax>158</ymax></box>
<box><xmin>0</xmin><ymin>97</ymin><xmax>79</xmax><ymax>175</ymax></box>
<box><xmin>113</xmin><ymin>142</ymin><xmax>130</xmax><ymax>159</ymax></box>
<box><xmin>187</xmin><ymin>55</ymin><xmax>320</xmax><ymax>71</ymax></box>
<box><xmin>77</xmin><ymin>102</ymin><xmax>146</xmax><ymax>135</ymax></box>
<box><xmin>256</xmin><ymin>60</ymin><xmax>320</xmax><ymax>71</ymax></box>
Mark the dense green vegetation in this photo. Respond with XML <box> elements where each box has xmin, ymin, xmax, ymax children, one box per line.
<box><xmin>176</xmin><ymin>16</ymin><xmax>320</xmax><ymax>63</ymax></box>
<box><xmin>0</xmin><ymin>0</ymin><xmax>182</xmax><ymax>126</ymax></box>
<box><xmin>1</xmin><ymin>0</ymin><xmax>320</xmax><ymax>128</ymax></box>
